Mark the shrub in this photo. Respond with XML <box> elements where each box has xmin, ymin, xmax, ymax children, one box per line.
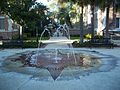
<box><xmin>93</xmin><ymin>35</ymin><xmax>104</xmax><ymax>39</ymax></box>
<box><xmin>72</xmin><ymin>41</ymin><xmax>91</xmax><ymax>47</ymax></box>
<box><xmin>84</xmin><ymin>34</ymin><xmax>91</xmax><ymax>39</ymax></box>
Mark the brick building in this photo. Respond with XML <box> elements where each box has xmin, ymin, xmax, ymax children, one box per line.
<box><xmin>69</xmin><ymin>4</ymin><xmax>120</xmax><ymax>36</ymax></box>
<box><xmin>0</xmin><ymin>15</ymin><xmax>19</xmax><ymax>40</ymax></box>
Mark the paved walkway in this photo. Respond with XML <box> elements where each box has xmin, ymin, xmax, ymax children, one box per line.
<box><xmin>41</xmin><ymin>37</ymin><xmax>75</xmax><ymax>44</ymax></box>
<box><xmin>0</xmin><ymin>48</ymin><xmax>120</xmax><ymax>90</ymax></box>
<box><xmin>44</xmin><ymin>37</ymin><xmax>71</xmax><ymax>49</ymax></box>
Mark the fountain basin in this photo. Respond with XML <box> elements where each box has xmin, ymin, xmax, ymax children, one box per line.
<box><xmin>1</xmin><ymin>49</ymin><xmax>117</xmax><ymax>80</ymax></box>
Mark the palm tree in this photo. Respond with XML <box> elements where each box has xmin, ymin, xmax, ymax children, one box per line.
<box><xmin>86</xmin><ymin>0</ymin><xmax>104</xmax><ymax>38</ymax></box>
<box><xmin>76</xmin><ymin>0</ymin><xmax>85</xmax><ymax>44</ymax></box>
<box><xmin>79</xmin><ymin>3</ymin><xmax>84</xmax><ymax>44</ymax></box>
<box><xmin>57</xmin><ymin>0</ymin><xmax>87</xmax><ymax>43</ymax></box>
<box><xmin>105</xmin><ymin>0</ymin><xmax>111</xmax><ymax>38</ymax></box>
<box><xmin>90</xmin><ymin>1</ymin><xmax>96</xmax><ymax>38</ymax></box>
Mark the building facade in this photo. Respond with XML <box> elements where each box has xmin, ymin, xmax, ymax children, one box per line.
<box><xmin>116</xmin><ymin>12</ymin><xmax>120</xmax><ymax>28</ymax></box>
<box><xmin>0</xmin><ymin>15</ymin><xmax>19</xmax><ymax>39</ymax></box>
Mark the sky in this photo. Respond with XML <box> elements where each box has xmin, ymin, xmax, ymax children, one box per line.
<box><xmin>36</xmin><ymin>0</ymin><xmax>58</xmax><ymax>11</ymax></box>
<box><xmin>36</xmin><ymin>0</ymin><xmax>50</xmax><ymax>5</ymax></box>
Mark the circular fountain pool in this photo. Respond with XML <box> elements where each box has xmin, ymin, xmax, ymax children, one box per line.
<box><xmin>1</xmin><ymin>49</ymin><xmax>117</xmax><ymax>81</ymax></box>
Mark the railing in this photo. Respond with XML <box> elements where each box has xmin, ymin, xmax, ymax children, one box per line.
<box><xmin>0</xmin><ymin>40</ymin><xmax>23</xmax><ymax>48</ymax></box>
<box><xmin>90</xmin><ymin>38</ymin><xmax>114</xmax><ymax>48</ymax></box>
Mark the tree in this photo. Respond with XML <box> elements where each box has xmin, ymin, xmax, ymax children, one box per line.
<box><xmin>70</xmin><ymin>0</ymin><xmax>88</xmax><ymax>44</ymax></box>
<box><xmin>116</xmin><ymin>0</ymin><xmax>120</xmax><ymax>12</ymax></box>
<box><xmin>0</xmin><ymin>0</ymin><xmax>8</xmax><ymax>15</ymax></box>
<box><xmin>105</xmin><ymin>0</ymin><xmax>111</xmax><ymax>38</ymax></box>
<box><xmin>0</xmin><ymin>0</ymin><xmax>48</xmax><ymax>39</ymax></box>
<box><xmin>57</xmin><ymin>0</ymin><xmax>73</xmax><ymax>27</ymax></box>
<box><xmin>88</xmin><ymin>0</ymin><xmax>95</xmax><ymax>38</ymax></box>
<box><xmin>57</xmin><ymin>0</ymin><xmax>88</xmax><ymax>43</ymax></box>
<box><xmin>7</xmin><ymin>0</ymin><xmax>37</xmax><ymax>26</ymax></box>
<box><xmin>31</xmin><ymin>3</ymin><xmax>48</xmax><ymax>43</ymax></box>
<box><xmin>75</xmin><ymin>0</ymin><xmax>86</xmax><ymax>44</ymax></box>
<box><xmin>86</xmin><ymin>0</ymin><xmax>104</xmax><ymax>38</ymax></box>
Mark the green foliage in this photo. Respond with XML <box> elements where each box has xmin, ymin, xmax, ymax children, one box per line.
<box><xmin>72</xmin><ymin>41</ymin><xmax>91</xmax><ymax>47</ymax></box>
<box><xmin>5</xmin><ymin>0</ymin><xmax>36</xmax><ymax>26</ymax></box>
<box><xmin>70</xmin><ymin>36</ymin><xmax>79</xmax><ymax>39</ymax></box>
<box><xmin>0</xmin><ymin>0</ymin><xmax>7</xmax><ymax>14</ymax></box>
<box><xmin>0</xmin><ymin>0</ymin><xmax>49</xmax><ymax>37</ymax></box>
<box><xmin>57</xmin><ymin>6</ymin><xmax>72</xmax><ymax>25</ymax></box>
<box><xmin>116</xmin><ymin>0</ymin><xmax>120</xmax><ymax>12</ymax></box>
<box><xmin>23</xmin><ymin>41</ymin><xmax>38</xmax><ymax>48</ymax></box>
<box><xmin>23</xmin><ymin>41</ymin><xmax>45</xmax><ymax>48</ymax></box>
<box><xmin>93</xmin><ymin>35</ymin><xmax>104</xmax><ymax>39</ymax></box>
<box><xmin>12</xmin><ymin>35</ymin><xmax>19</xmax><ymax>40</ymax></box>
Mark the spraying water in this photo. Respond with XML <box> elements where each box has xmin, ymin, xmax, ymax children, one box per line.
<box><xmin>38</xmin><ymin>26</ymin><xmax>51</xmax><ymax>48</ymax></box>
<box><xmin>36</xmin><ymin>23</ymin><xmax>77</xmax><ymax>65</ymax></box>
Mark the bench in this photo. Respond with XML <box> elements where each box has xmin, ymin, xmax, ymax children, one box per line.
<box><xmin>2</xmin><ymin>40</ymin><xmax>23</xmax><ymax>48</ymax></box>
<box><xmin>90</xmin><ymin>38</ymin><xmax>114</xmax><ymax>48</ymax></box>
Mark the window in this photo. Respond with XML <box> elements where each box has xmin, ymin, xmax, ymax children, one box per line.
<box><xmin>0</xmin><ymin>18</ymin><xmax>5</xmax><ymax>29</ymax></box>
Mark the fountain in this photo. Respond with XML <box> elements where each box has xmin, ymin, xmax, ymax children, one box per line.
<box><xmin>1</xmin><ymin>23</ymin><xmax>118</xmax><ymax>81</ymax></box>
<box><xmin>33</xmin><ymin>23</ymin><xmax>79</xmax><ymax>80</ymax></box>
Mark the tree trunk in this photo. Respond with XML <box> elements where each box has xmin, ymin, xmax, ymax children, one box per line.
<box><xmin>0</xmin><ymin>8</ymin><xmax>1</xmax><ymax>15</ymax></box>
<box><xmin>91</xmin><ymin>5</ymin><xmax>95</xmax><ymax>38</ymax></box>
<box><xmin>80</xmin><ymin>5</ymin><xmax>84</xmax><ymax>44</ymax></box>
<box><xmin>36</xmin><ymin>27</ymin><xmax>39</xmax><ymax>44</ymax></box>
<box><xmin>113</xmin><ymin>0</ymin><xmax>116</xmax><ymax>29</ymax></box>
<box><xmin>105</xmin><ymin>4</ymin><xmax>110</xmax><ymax>38</ymax></box>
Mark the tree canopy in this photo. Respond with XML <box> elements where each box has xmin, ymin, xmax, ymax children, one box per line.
<box><xmin>0</xmin><ymin>0</ymin><xmax>48</xmax><ymax>28</ymax></box>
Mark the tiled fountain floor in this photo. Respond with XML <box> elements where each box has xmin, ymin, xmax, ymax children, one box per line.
<box><xmin>0</xmin><ymin>48</ymin><xmax>120</xmax><ymax>90</ymax></box>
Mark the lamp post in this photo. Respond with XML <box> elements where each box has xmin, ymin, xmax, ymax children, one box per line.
<box><xmin>19</xmin><ymin>26</ymin><xmax>22</xmax><ymax>40</ymax></box>
<box><xmin>12</xmin><ymin>25</ymin><xmax>14</xmax><ymax>40</ymax></box>
<box><xmin>36</xmin><ymin>27</ymin><xmax>39</xmax><ymax>45</ymax></box>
